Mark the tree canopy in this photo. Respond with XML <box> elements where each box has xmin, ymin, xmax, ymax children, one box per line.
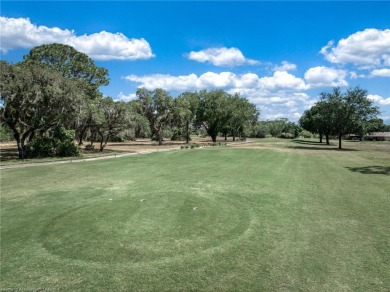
<box><xmin>0</xmin><ymin>61</ymin><xmax>83</xmax><ymax>158</ymax></box>
<box><xmin>5</xmin><ymin>43</ymin><xmax>385</xmax><ymax>158</ymax></box>
<box><xmin>23</xmin><ymin>43</ymin><xmax>109</xmax><ymax>91</ymax></box>
<box><xmin>300</xmin><ymin>87</ymin><xmax>380</xmax><ymax>149</ymax></box>
<box><xmin>135</xmin><ymin>88</ymin><xmax>175</xmax><ymax>145</ymax></box>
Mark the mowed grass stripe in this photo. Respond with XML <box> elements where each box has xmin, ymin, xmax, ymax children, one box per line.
<box><xmin>1</xmin><ymin>145</ymin><xmax>389</xmax><ymax>291</ymax></box>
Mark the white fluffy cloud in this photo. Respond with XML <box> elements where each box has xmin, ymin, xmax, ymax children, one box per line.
<box><xmin>126</xmin><ymin>73</ymin><xmax>201</xmax><ymax>92</ymax></box>
<box><xmin>368</xmin><ymin>94</ymin><xmax>390</xmax><ymax>106</ymax></box>
<box><xmin>260</xmin><ymin>71</ymin><xmax>308</xmax><ymax>91</ymax></box>
<box><xmin>186</xmin><ymin>47</ymin><xmax>259</xmax><ymax>67</ymax></box>
<box><xmin>0</xmin><ymin>17</ymin><xmax>154</xmax><ymax>60</ymax></box>
<box><xmin>124</xmin><ymin>71</ymin><xmax>313</xmax><ymax>121</ymax></box>
<box><xmin>117</xmin><ymin>92</ymin><xmax>137</xmax><ymax>101</ymax></box>
<box><xmin>273</xmin><ymin>61</ymin><xmax>297</xmax><ymax>72</ymax></box>
<box><xmin>125</xmin><ymin>71</ymin><xmax>308</xmax><ymax>93</ymax></box>
<box><xmin>304</xmin><ymin>66</ymin><xmax>348</xmax><ymax>88</ymax></box>
<box><xmin>349</xmin><ymin>71</ymin><xmax>366</xmax><ymax>79</ymax></box>
<box><xmin>320</xmin><ymin>28</ymin><xmax>390</xmax><ymax>68</ymax></box>
<box><xmin>370</xmin><ymin>68</ymin><xmax>390</xmax><ymax>77</ymax></box>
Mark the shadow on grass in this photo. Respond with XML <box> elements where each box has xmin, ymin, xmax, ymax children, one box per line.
<box><xmin>292</xmin><ymin>139</ymin><xmax>331</xmax><ymax>146</ymax></box>
<box><xmin>0</xmin><ymin>147</ymin><xmax>19</xmax><ymax>162</ymax></box>
<box><xmin>290</xmin><ymin>140</ymin><xmax>358</xmax><ymax>151</ymax></box>
<box><xmin>288</xmin><ymin>145</ymin><xmax>359</xmax><ymax>151</ymax></box>
<box><xmin>346</xmin><ymin>166</ymin><xmax>390</xmax><ymax>175</ymax></box>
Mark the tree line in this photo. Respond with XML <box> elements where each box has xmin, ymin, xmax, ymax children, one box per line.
<box><xmin>299</xmin><ymin>87</ymin><xmax>385</xmax><ymax>149</ymax></box>
<box><xmin>0</xmin><ymin>43</ymin><xmax>260</xmax><ymax>158</ymax></box>
<box><xmin>1</xmin><ymin>43</ymin><xmax>387</xmax><ymax>158</ymax></box>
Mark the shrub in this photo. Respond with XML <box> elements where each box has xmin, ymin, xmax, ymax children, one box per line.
<box><xmin>56</xmin><ymin>140</ymin><xmax>80</xmax><ymax>157</ymax></box>
<box><xmin>25</xmin><ymin>126</ymin><xmax>79</xmax><ymax>158</ymax></box>
<box><xmin>0</xmin><ymin>123</ymin><xmax>13</xmax><ymax>142</ymax></box>
<box><xmin>301</xmin><ymin>130</ymin><xmax>313</xmax><ymax>138</ymax></box>
<box><xmin>280</xmin><ymin>132</ymin><xmax>294</xmax><ymax>139</ymax></box>
<box><xmin>25</xmin><ymin>136</ymin><xmax>55</xmax><ymax>158</ymax></box>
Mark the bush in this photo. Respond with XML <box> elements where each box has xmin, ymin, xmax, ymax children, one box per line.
<box><xmin>170</xmin><ymin>128</ymin><xmax>188</xmax><ymax>141</ymax></box>
<box><xmin>0</xmin><ymin>123</ymin><xmax>13</xmax><ymax>142</ymax></box>
<box><xmin>301</xmin><ymin>130</ymin><xmax>313</xmax><ymax>139</ymax></box>
<box><xmin>109</xmin><ymin>135</ymin><xmax>125</xmax><ymax>142</ymax></box>
<box><xmin>56</xmin><ymin>141</ymin><xmax>80</xmax><ymax>157</ymax></box>
<box><xmin>25</xmin><ymin>136</ymin><xmax>55</xmax><ymax>157</ymax></box>
<box><xmin>25</xmin><ymin>126</ymin><xmax>79</xmax><ymax>158</ymax></box>
<box><xmin>280</xmin><ymin>132</ymin><xmax>294</xmax><ymax>139</ymax></box>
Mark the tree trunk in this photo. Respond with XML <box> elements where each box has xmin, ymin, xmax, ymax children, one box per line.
<box><xmin>338</xmin><ymin>133</ymin><xmax>342</xmax><ymax>149</ymax></box>
<box><xmin>186</xmin><ymin>120</ymin><xmax>190</xmax><ymax>144</ymax></box>
<box><xmin>104</xmin><ymin>135</ymin><xmax>110</xmax><ymax>149</ymax></box>
<box><xmin>326</xmin><ymin>133</ymin><xmax>330</xmax><ymax>145</ymax></box>
<box><xmin>211</xmin><ymin>135</ymin><xmax>217</xmax><ymax>143</ymax></box>
<box><xmin>78</xmin><ymin>135</ymin><xmax>84</xmax><ymax>146</ymax></box>
<box><xmin>99</xmin><ymin>132</ymin><xmax>104</xmax><ymax>151</ymax></box>
<box><xmin>15</xmin><ymin>136</ymin><xmax>25</xmax><ymax>159</ymax></box>
<box><xmin>16</xmin><ymin>130</ymin><xmax>34</xmax><ymax>159</ymax></box>
<box><xmin>224</xmin><ymin>133</ymin><xmax>227</xmax><ymax>141</ymax></box>
<box><xmin>78</xmin><ymin>128</ymin><xmax>86</xmax><ymax>146</ymax></box>
<box><xmin>319</xmin><ymin>133</ymin><xmax>323</xmax><ymax>143</ymax></box>
<box><xmin>158</xmin><ymin>133</ymin><xmax>162</xmax><ymax>145</ymax></box>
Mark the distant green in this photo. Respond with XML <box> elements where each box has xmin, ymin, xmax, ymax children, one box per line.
<box><xmin>1</xmin><ymin>139</ymin><xmax>389</xmax><ymax>291</ymax></box>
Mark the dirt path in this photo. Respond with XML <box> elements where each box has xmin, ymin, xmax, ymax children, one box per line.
<box><xmin>0</xmin><ymin>146</ymin><xmax>183</xmax><ymax>170</ymax></box>
<box><xmin>0</xmin><ymin>138</ymin><xmax>252</xmax><ymax>170</ymax></box>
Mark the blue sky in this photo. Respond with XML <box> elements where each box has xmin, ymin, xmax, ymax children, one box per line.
<box><xmin>1</xmin><ymin>1</ymin><xmax>390</xmax><ymax>122</ymax></box>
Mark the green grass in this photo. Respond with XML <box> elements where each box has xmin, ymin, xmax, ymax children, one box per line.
<box><xmin>1</xmin><ymin>139</ymin><xmax>389</xmax><ymax>291</ymax></box>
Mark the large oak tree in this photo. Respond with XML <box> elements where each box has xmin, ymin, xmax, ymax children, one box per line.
<box><xmin>0</xmin><ymin>61</ymin><xmax>83</xmax><ymax>158</ymax></box>
<box><xmin>135</xmin><ymin>88</ymin><xmax>174</xmax><ymax>145</ymax></box>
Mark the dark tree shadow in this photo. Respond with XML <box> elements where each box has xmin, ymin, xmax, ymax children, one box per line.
<box><xmin>288</xmin><ymin>145</ymin><xmax>358</xmax><ymax>151</ymax></box>
<box><xmin>346</xmin><ymin>166</ymin><xmax>390</xmax><ymax>175</ymax></box>
<box><xmin>0</xmin><ymin>147</ymin><xmax>19</xmax><ymax>162</ymax></box>
<box><xmin>292</xmin><ymin>139</ymin><xmax>331</xmax><ymax>146</ymax></box>
<box><xmin>290</xmin><ymin>140</ymin><xmax>359</xmax><ymax>151</ymax></box>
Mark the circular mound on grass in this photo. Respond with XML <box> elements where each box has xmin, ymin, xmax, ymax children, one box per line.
<box><xmin>41</xmin><ymin>191</ymin><xmax>251</xmax><ymax>263</ymax></box>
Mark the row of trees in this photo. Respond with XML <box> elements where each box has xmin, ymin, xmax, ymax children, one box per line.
<box><xmin>299</xmin><ymin>87</ymin><xmax>381</xmax><ymax>149</ymax></box>
<box><xmin>251</xmin><ymin>118</ymin><xmax>301</xmax><ymax>139</ymax></box>
<box><xmin>0</xmin><ymin>43</ymin><xmax>259</xmax><ymax>158</ymax></box>
<box><xmin>2</xmin><ymin>43</ymin><xmax>386</xmax><ymax>158</ymax></box>
<box><xmin>0</xmin><ymin>44</ymin><xmax>109</xmax><ymax>158</ymax></box>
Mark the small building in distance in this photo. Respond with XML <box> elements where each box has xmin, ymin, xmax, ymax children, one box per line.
<box><xmin>367</xmin><ymin>132</ymin><xmax>390</xmax><ymax>141</ymax></box>
<box><xmin>345</xmin><ymin>134</ymin><xmax>361</xmax><ymax>140</ymax></box>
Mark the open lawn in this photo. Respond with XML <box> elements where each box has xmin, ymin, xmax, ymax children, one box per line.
<box><xmin>1</xmin><ymin>139</ymin><xmax>389</xmax><ymax>291</ymax></box>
